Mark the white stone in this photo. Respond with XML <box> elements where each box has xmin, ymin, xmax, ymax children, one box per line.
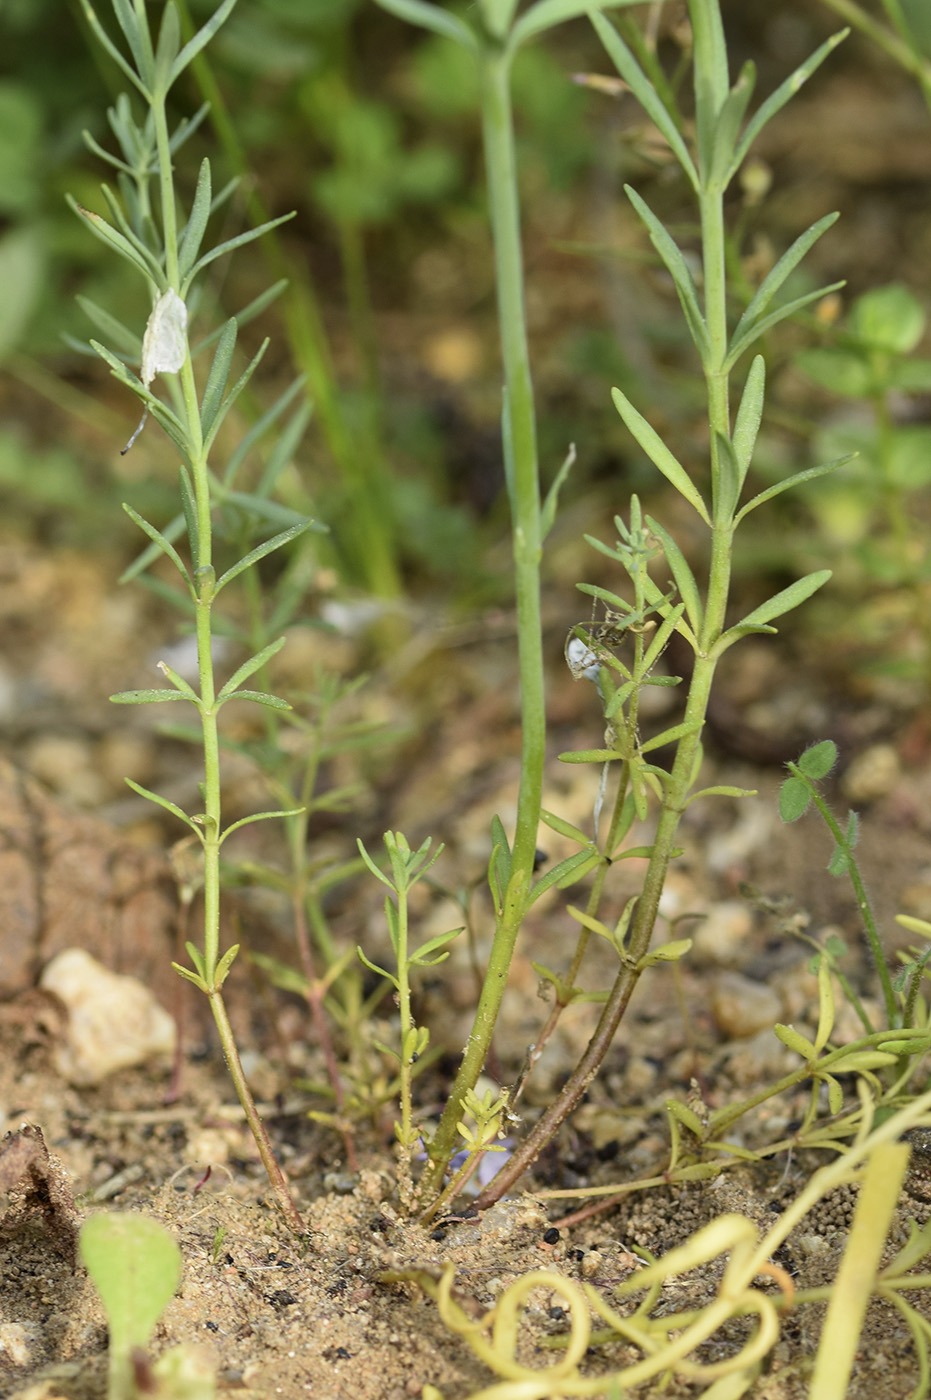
<box><xmin>39</xmin><ymin>948</ymin><xmax>175</xmax><ymax>1086</ymax></box>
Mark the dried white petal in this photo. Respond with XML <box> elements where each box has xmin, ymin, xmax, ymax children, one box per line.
<box><xmin>141</xmin><ymin>287</ymin><xmax>187</xmax><ymax>387</ymax></box>
<box><xmin>122</xmin><ymin>288</ymin><xmax>188</xmax><ymax>454</ymax></box>
<box><xmin>566</xmin><ymin>635</ymin><xmax>601</xmax><ymax>682</ymax></box>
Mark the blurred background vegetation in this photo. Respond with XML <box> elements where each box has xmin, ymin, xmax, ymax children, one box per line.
<box><xmin>2</xmin><ymin>0</ymin><xmax>931</xmax><ymax>657</ymax></box>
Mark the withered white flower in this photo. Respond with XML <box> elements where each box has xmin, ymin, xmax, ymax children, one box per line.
<box><xmin>122</xmin><ymin>287</ymin><xmax>188</xmax><ymax>454</ymax></box>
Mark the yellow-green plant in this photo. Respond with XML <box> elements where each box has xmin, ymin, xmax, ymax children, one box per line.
<box><xmin>383</xmin><ymin>1090</ymin><xmax>931</xmax><ymax>1400</ymax></box>
<box><xmin>81</xmin><ymin>1213</ymin><xmax>216</xmax><ymax>1400</ymax></box>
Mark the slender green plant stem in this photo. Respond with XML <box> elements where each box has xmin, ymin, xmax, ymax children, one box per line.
<box><xmin>174</xmin><ymin>0</ymin><xmax>402</xmax><ymax>607</ymax></box>
<box><xmin>208</xmin><ymin>989</ymin><xmax>304</xmax><ymax>1232</ymax></box>
<box><xmin>787</xmin><ymin>763</ymin><xmax>898</xmax><ymax>1026</ymax></box>
<box><xmin>420</xmin><ymin>39</ymin><xmax>545</xmax><ymax>1200</ymax></box>
<box><xmin>471</xmin><ymin>0</ymin><xmax>739</xmax><ymax>1209</ymax></box>
<box><xmin>394</xmin><ymin>882</ymin><xmax>417</xmax><ymax>1206</ymax></box>
<box><xmin>148</xmin><ymin>62</ymin><xmax>306</xmax><ymax>1233</ymax></box>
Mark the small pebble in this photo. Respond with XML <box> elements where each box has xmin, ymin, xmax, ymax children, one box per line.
<box><xmin>841</xmin><ymin>743</ymin><xmax>900</xmax><ymax>804</ymax></box>
<box><xmin>0</xmin><ymin>1321</ymin><xmax>32</xmax><ymax>1365</ymax></box>
<box><xmin>711</xmin><ymin>971</ymin><xmax>781</xmax><ymax>1039</ymax></box>
<box><xmin>40</xmin><ymin>947</ymin><xmax>175</xmax><ymax>1085</ymax></box>
<box><xmin>691</xmin><ymin>900</ymin><xmax>754</xmax><ymax>966</ymax></box>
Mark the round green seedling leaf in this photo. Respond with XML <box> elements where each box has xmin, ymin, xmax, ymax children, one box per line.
<box><xmin>849</xmin><ymin>284</ymin><xmax>925</xmax><ymax>354</ymax></box>
<box><xmin>80</xmin><ymin>1213</ymin><xmax>182</xmax><ymax>1359</ymax></box>
<box><xmin>797</xmin><ymin>739</ymin><xmax>837</xmax><ymax>780</ymax></box>
<box><xmin>779</xmin><ymin>775</ymin><xmax>811</xmax><ymax>823</ymax></box>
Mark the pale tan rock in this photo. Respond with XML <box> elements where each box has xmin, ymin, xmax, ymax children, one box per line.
<box><xmin>711</xmin><ymin>970</ymin><xmax>781</xmax><ymax>1039</ymax></box>
<box><xmin>691</xmin><ymin>899</ymin><xmax>754</xmax><ymax>966</ymax></box>
<box><xmin>39</xmin><ymin>948</ymin><xmax>175</xmax><ymax>1086</ymax></box>
<box><xmin>841</xmin><ymin>743</ymin><xmax>900</xmax><ymax>804</ymax></box>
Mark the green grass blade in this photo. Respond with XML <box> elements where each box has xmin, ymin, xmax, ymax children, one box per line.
<box><xmin>593</xmin><ymin>14</ymin><xmax>698</xmax><ymax>189</ymax></box>
<box><xmin>612</xmin><ymin>388</ymin><xmax>711</xmax><ymax>524</ymax></box>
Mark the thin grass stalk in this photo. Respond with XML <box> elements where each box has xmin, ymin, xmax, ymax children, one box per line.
<box><xmin>471</xmin><ymin>0</ymin><xmax>738</xmax><ymax>1209</ymax></box>
<box><xmin>420</xmin><ymin>39</ymin><xmax>546</xmax><ymax>1199</ymax></box>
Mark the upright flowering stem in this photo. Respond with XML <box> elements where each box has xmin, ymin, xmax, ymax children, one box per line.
<box><xmin>421</xmin><ymin>35</ymin><xmax>546</xmax><ymax>1199</ymax></box>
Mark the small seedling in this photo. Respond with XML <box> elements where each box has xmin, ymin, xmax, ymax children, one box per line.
<box><xmin>80</xmin><ymin>1213</ymin><xmax>215</xmax><ymax>1400</ymax></box>
<box><xmin>357</xmin><ymin>831</ymin><xmax>462</xmax><ymax>1206</ymax></box>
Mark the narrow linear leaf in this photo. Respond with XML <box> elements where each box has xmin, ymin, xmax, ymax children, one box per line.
<box><xmin>490</xmin><ymin>814</ymin><xmax>512</xmax><ymax>880</ymax></box>
<box><xmin>156</xmin><ymin>661</ymin><xmax>200</xmax><ymax>703</ymax></box>
<box><xmin>541</xmin><ymin>443</ymin><xmax>576</xmax><ymax>541</ymax></box>
<box><xmin>111</xmin><ymin>0</ymin><xmax>154</xmax><ymax>78</ymax></box>
<box><xmin>214</xmin><ymin>943</ymin><xmax>240</xmax><ymax>987</ymax></box>
<box><xmin>411</xmin><ymin>927</ymin><xmax>463</xmax><ymax>963</ymax></box>
<box><xmin>527</xmin><ymin>850</ymin><xmax>601</xmax><ymax>906</ymax></box>
<box><xmin>726</xmin><ymin>278</ymin><xmax>846</xmax><ymax>370</ymax></box>
<box><xmin>122</xmin><ymin>502</ymin><xmax>191</xmax><ymax>585</ymax></box>
<box><xmin>183</xmin><ymin>213</ymin><xmax>296</xmax><ymax>291</ymax></box>
<box><xmin>146</xmin><ymin>400</ymin><xmax>190</xmax><ymax>456</ymax></box>
<box><xmin>153</xmin><ymin>0</ymin><xmax>181</xmax><ymax>93</ymax></box>
<box><xmin>219</xmin><ymin>374</ymin><xmax>306</xmax><ymax>486</ymax></box>
<box><xmin>191</xmin><ymin>279</ymin><xmax>286</xmax><ymax>354</ymax></box>
<box><xmin>202</xmin><ymin>339</ymin><xmax>269</xmax><ymax>454</ymax></box>
<box><xmin>645</xmin><ymin>515</ymin><xmax>704</xmax><ymax>634</ymax></box>
<box><xmin>120</xmin><ymin>511</ymin><xmax>186</xmax><ymax>584</ymax></box>
<box><xmin>540</xmin><ymin>808</ymin><xmax>591</xmax><ymax>844</ymax></box>
<box><xmin>686</xmin><ymin>784</ymin><xmax>757</xmax><ymax>805</ymax></box>
<box><xmin>173</xmin><ymin>963</ymin><xmax>208</xmax><ymax>991</ymax></box>
<box><xmin>638</xmin><ymin>937</ymin><xmax>692</xmax><ymax>969</ymax></box>
<box><xmin>356</xmin><ymin>947</ymin><xmax>398</xmax><ymax>987</ymax></box>
<box><xmin>730</xmin><ymin>569</ymin><xmax>832</xmax><ymax>630</ymax></box>
<box><xmin>640</xmin><ymin>718</ymin><xmax>701</xmax><ymax>754</ymax></box>
<box><xmin>730</xmin><ymin>30</ymin><xmax>848</xmax><ymax>175</ymax></box>
<box><xmin>512</xmin><ymin>0</ymin><xmax>644</xmax><ymax>51</ymax></box>
<box><xmin>774</xmin><ymin>1023</ymin><xmax>817</xmax><ymax>1059</ymax></box>
<box><xmin>125</xmin><ymin>777</ymin><xmax>200</xmax><ymax>834</ymax></box>
<box><xmin>78</xmin><ymin>0</ymin><xmax>151</xmax><ymax>97</ymax></box>
<box><xmin>167</xmin><ymin>0</ymin><xmax>238</xmax><ymax>88</ymax></box>
<box><xmin>75</xmin><ymin>295</ymin><xmax>140</xmax><ymax>358</ymax></box>
<box><xmin>220</xmin><ymin>689</ymin><xmax>291</xmax><ymax>711</ymax></box>
<box><xmin>625</xmin><ymin>187</ymin><xmax>708</xmax><ymax>356</ymax></box>
<box><xmin>709</xmin><ymin>61</ymin><xmax>756</xmax><ymax>188</ymax></box>
<box><xmin>732</xmin><ymin>355</ymin><xmax>766</xmax><ymax>490</ymax></box>
<box><xmin>559</xmin><ymin>747</ymin><xmax>624</xmax><ymax>764</ymax></box>
<box><xmin>373</xmin><ymin>0</ymin><xmax>478</xmax><ymax>48</ymax></box>
<box><xmin>612</xmin><ymin>387</ymin><xmax>710</xmax><ymax>524</ymax></box>
<box><xmin>254</xmin><ymin>400</ymin><xmax>312</xmax><ymax>500</ymax></box>
<box><xmin>357</xmin><ymin>838</ymin><xmax>394</xmax><ymax>890</ymax></box>
<box><xmin>713</xmin><ymin>429</ymin><xmax>743</xmax><ymax>522</ymax></box>
<box><xmin>68</xmin><ymin>197</ymin><xmax>162</xmax><ymax>284</ymax></box>
<box><xmin>219</xmin><ymin>808</ymin><xmax>304</xmax><ymax>846</ymax></box>
<box><xmin>730</xmin><ymin>215</ymin><xmax>839</xmax><ymax>352</ymax></box>
<box><xmin>215</xmin><ymin>520</ymin><xmax>314</xmax><ymax>594</ymax></box>
<box><xmin>110</xmin><ymin>688</ymin><xmax>186</xmax><ymax>704</ymax></box>
<box><xmin>641</xmin><ymin>602</ymin><xmax>687</xmax><ymax>672</ymax></box>
<box><xmin>592</xmin><ymin>13</ymin><xmax>698</xmax><ymax>188</ymax></box>
<box><xmin>178</xmin><ymin>467</ymin><xmax>199</xmax><ymax>572</ymax></box>
<box><xmin>735</xmin><ymin>456</ymin><xmax>852</xmax><ymax>525</ymax></box>
<box><xmin>199</xmin><ymin>318</ymin><xmax>236</xmax><ymax>441</ymax></box>
<box><xmin>218</xmin><ymin>636</ymin><xmax>287</xmax><ymax>699</ymax></box>
<box><xmin>845</xmin><ymin>809</ymin><xmax>859</xmax><ymax>848</ymax></box>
